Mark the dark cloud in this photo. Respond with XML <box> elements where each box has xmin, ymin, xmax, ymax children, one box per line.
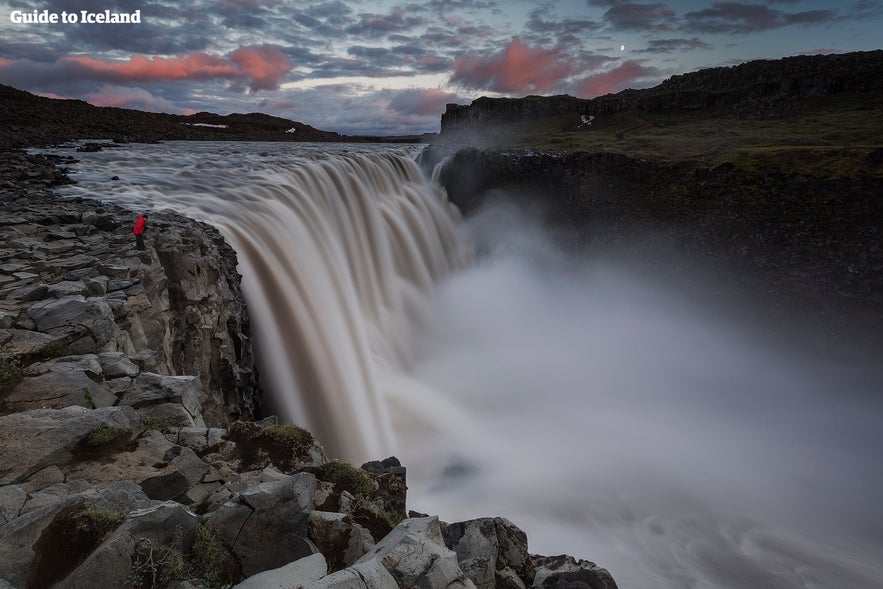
<box><xmin>525</xmin><ymin>6</ymin><xmax>604</xmax><ymax>42</ymax></box>
<box><xmin>636</xmin><ymin>37</ymin><xmax>712</xmax><ymax>53</ymax></box>
<box><xmin>344</xmin><ymin>6</ymin><xmax>427</xmax><ymax>38</ymax></box>
<box><xmin>603</xmin><ymin>2</ymin><xmax>678</xmax><ymax>32</ymax></box>
<box><xmin>684</xmin><ymin>2</ymin><xmax>836</xmax><ymax>34</ymax></box>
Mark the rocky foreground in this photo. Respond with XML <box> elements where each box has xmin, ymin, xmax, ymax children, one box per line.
<box><xmin>0</xmin><ymin>149</ymin><xmax>617</xmax><ymax>589</ymax></box>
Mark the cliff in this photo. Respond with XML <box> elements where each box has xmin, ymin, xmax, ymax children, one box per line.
<box><xmin>440</xmin><ymin>50</ymin><xmax>883</xmax><ymax>134</ymax></box>
<box><xmin>0</xmin><ymin>151</ymin><xmax>619</xmax><ymax>588</ymax></box>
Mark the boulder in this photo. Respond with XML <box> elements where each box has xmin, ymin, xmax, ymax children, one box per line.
<box><xmin>26</xmin><ymin>295</ymin><xmax>117</xmax><ymax>352</ymax></box>
<box><xmin>96</xmin><ymin>352</ymin><xmax>139</xmax><ymax>378</ymax></box>
<box><xmin>444</xmin><ymin>517</ymin><xmax>532</xmax><ymax>589</ymax></box>
<box><xmin>353</xmin><ymin>516</ymin><xmax>475</xmax><ymax>589</ymax></box>
<box><xmin>203</xmin><ymin>473</ymin><xmax>317</xmax><ymax>578</ymax></box>
<box><xmin>0</xmin><ymin>481</ymin><xmax>150</xmax><ymax>588</ymax></box>
<box><xmin>57</xmin><ymin>501</ymin><xmax>199</xmax><ymax>589</ymax></box>
<box><xmin>531</xmin><ymin>555</ymin><xmax>618</xmax><ymax>589</ymax></box>
<box><xmin>0</xmin><ymin>406</ymin><xmax>141</xmax><ymax>485</ymax></box>
<box><xmin>233</xmin><ymin>552</ymin><xmax>327</xmax><ymax>589</ymax></box>
<box><xmin>308</xmin><ymin>511</ymin><xmax>374</xmax><ymax>572</ymax></box>
<box><xmin>312</xmin><ymin>558</ymin><xmax>399</xmax><ymax>589</ymax></box>
<box><xmin>3</xmin><ymin>369</ymin><xmax>107</xmax><ymax>413</ymax></box>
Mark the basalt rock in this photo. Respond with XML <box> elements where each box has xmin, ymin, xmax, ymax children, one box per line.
<box><xmin>0</xmin><ymin>149</ymin><xmax>619</xmax><ymax>589</ymax></box>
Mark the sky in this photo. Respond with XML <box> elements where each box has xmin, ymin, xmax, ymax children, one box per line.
<box><xmin>1</xmin><ymin>0</ymin><xmax>881</xmax><ymax>135</ymax></box>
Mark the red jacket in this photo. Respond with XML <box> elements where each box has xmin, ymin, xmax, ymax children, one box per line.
<box><xmin>133</xmin><ymin>216</ymin><xmax>147</xmax><ymax>235</ymax></box>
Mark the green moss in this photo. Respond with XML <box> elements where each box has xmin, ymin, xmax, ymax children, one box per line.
<box><xmin>140</xmin><ymin>415</ymin><xmax>173</xmax><ymax>431</ymax></box>
<box><xmin>191</xmin><ymin>525</ymin><xmax>235</xmax><ymax>589</ymax></box>
<box><xmin>127</xmin><ymin>537</ymin><xmax>191</xmax><ymax>588</ymax></box>
<box><xmin>74</xmin><ymin>505</ymin><xmax>126</xmax><ymax>535</ymax></box>
<box><xmin>31</xmin><ymin>341</ymin><xmax>72</xmax><ymax>361</ymax></box>
<box><xmin>0</xmin><ymin>360</ymin><xmax>23</xmax><ymax>394</ymax></box>
<box><xmin>257</xmin><ymin>424</ymin><xmax>314</xmax><ymax>457</ymax></box>
<box><xmin>316</xmin><ymin>460</ymin><xmax>376</xmax><ymax>499</ymax></box>
<box><xmin>86</xmin><ymin>424</ymin><xmax>132</xmax><ymax>447</ymax></box>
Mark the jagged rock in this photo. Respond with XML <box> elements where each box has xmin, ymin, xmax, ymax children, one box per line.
<box><xmin>0</xmin><ymin>311</ymin><xmax>15</xmax><ymax>329</ymax></box>
<box><xmin>3</xmin><ymin>369</ymin><xmax>107</xmax><ymax>413</ymax></box>
<box><xmin>121</xmin><ymin>372</ymin><xmax>201</xmax><ymax>417</ymax></box>
<box><xmin>26</xmin><ymin>295</ymin><xmax>117</xmax><ymax>353</ymax></box>
<box><xmin>0</xmin><ymin>329</ymin><xmax>62</xmax><ymax>358</ymax></box>
<box><xmin>312</xmin><ymin>557</ymin><xmax>399</xmax><ymax>589</ymax></box>
<box><xmin>23</xmin><ymin>354</ymin><xmax>102</xmax><ymax>378</ymax></box>
<box><xmin>353</xmin><ymin>516</ymin><xmax>475</xmax><ymax>589</ymax></box>
<box><xmin>531</xmin><ymin>555</ymin><xmax>618</xmax><ymax>589</ymax></box>
<box><xmin>57</xmin><ymin>501</ymin><xmax>199</xmax><ymax>589</ymax></box>
<box><xmin>444</xmin><ymin>517</ymin><xmax>532</xmax><ymax>589</ymax></box>
<box><xmin>203</xmin><ymin>473</ymin><xmax>317</xmax><ymax>578</ymax></box>
<box><xmin>0</xmin><ymin>486</ymin><xmax>26</xmax><ymax>525</ymax></box>
<box><xmin>60</xmin><ymin>428</ymin><xmax>209</xmax><ymax>504</ymax></box>
<box><xmin>96</xmin><ymin>351</ymin><xmax>139</xmax><ymax>378</ymax></box>
<box><xmin>308</xmin><ymin>511</ymin><xmax>375</xmax><ymax>573</ymax></box>
<box><xmin>233</xmin><ymin>552</ymin><xmax>328</xmax><ymax>589</ymax></box>
<box><xmin>0</xmin><ymin>406</ymin><xmax>141</xmax><ymax>485</ymax></box>
<box><xmin>139</xmin><ymin>402</ymin><xmax>197</xmax><ymax>428</ymax></box>
<box><xmin>0</xmin><ymin>481</ymin><xmax>151</xmax><ymax>587</ymax></box>
<box><xmin>46</xmin><ymin>280</ymin><xmax>87</xmax><ymax>298</ymax></box>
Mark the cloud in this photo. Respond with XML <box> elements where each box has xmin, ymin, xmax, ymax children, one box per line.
<box><xmin>684</xmin><ymin>2</ymin><xmax>836</xmax><ymax>34</ymax></box>
<box><xmin>0</xmin><ymin>46</ymin><xmax>292</xmax><ymax>92</ymax></box>
<box><xmin>85</xmin><ymin>85</ymin><xmax>194</xmax><ymax>114</ymax></box>
<box><xmin>636</xmin><ymin>37</ymin><xmax>712</xmax><ymax>53</ymax></box>
<box><xmin>602</xmin><ymin>2</ymin><xmax>678</xmax><ymax>32</ymax></box>
<box><xmin>228</xmin><ymin>45</ymin><xmax>292</xmax><ymax>90</ymax></box>
<box><xmin>449</xmin><ymin>37</ymin><xmax>575</xmax><ymax>94</ymax></box>
<box><xmin>573</xmin><ymin>60</ymin><xmax>658</xmax><ymax>97</ymax></box>
<box><xmin>387</xmin><ymin>88</ymin><xmax>460</xmax><ymax>116</ymax></box>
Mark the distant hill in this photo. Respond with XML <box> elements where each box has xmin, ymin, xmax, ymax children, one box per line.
<box><xmin>0</xmin><ymin>85</ymin><xmax>349</xmax><ymax>147</ymax></box>
<box><xmin>440</xmin><ymin>50</ymin><xmax>883</xmax><ymax>134</ymax></box>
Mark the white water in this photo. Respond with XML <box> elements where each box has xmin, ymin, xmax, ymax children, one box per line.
<box><xmin>48</xmin><ymin>142</ymin><xmax>883</xmax><ymax>589</ymax></box>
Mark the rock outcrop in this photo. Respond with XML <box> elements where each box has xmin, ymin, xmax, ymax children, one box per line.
<box><xmin>0</xmin><ymin>150</ymin><xmax>259</xmax><ymax>425</ymax></box>
<box><xmin>440</xmin><ymin>50</ymin><xmax>883</xmax><ymax>134</ymax></box>
<box><xmin>0</xmin><ymin>150</ymin><xmax>619</xmax><ymax>588</ymax></box>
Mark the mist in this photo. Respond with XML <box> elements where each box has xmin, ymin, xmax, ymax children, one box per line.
<box><xmin>390</xmin><ymin>200</ymin><xmax>883</xmax><ymax>589</ymax></box>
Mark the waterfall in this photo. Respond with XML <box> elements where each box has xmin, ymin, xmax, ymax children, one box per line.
<box><xmin>53</xmin><ymin>143</ymin><xmax>469</xmax><ymax>461</ymax></box>
<box><xmin>48</xmin><ymin>141</ymin><xmax>883</xmax><ymax>589</ymax></box>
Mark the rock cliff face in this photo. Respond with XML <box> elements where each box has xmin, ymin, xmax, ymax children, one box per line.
<box><xmin>440</xmin><ymin>50</ymin><xmax>883</xmax><ymax>132</ymax></box>
<box><xmin>0</xmin><ymin>150</ymin><xmax>620</xmax><ymax>588</ymax></box>
<box><xmin>0</xmin><ymin>151</ymin><xmax>259</xmax><ymax>426</ymax></box>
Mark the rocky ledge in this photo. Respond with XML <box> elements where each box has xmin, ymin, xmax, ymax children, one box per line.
<box><xmin>0</xmin><ymin>150</ymin><xmax>618</xmax><ymax>589</ymax></box>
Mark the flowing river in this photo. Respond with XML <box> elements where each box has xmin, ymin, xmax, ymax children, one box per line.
<box><xmin>43</xmin><ymin>141</ymin><xmax>883</xmax><ymax>589</ymax></box>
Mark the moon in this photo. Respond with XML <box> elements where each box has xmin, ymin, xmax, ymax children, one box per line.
<box><xmin>620</xmin><ymin>44</ymin><xmax>625</xmax><ymax>51</ymax></box>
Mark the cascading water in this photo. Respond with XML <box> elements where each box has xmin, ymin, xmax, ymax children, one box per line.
<box><xmin>47</xmin><ymin>141</ymin><xmax>883</xmax><ymax>589</ymax></box>
<box><xmin>51</xmin><ymin>142</ymin><xmax>469</xmax><ymax>461</ymax></box>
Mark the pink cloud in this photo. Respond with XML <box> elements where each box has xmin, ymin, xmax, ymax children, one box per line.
<box><xmin>574</xmin><ymin>60</ymin><xmax>658</xmax><ymax>97</ymax></box>
<box><xmin>387</xmin><ymin>89</ymin><xmax>459</xmax><ymax>116</ymax></box>
<box><xmin>0</xmin><ymin>46</ymin><xmax>292</xmax><ymax>93</ymax></box>
<box><xmin>228</xmin><ymin>46</ymin><xmax>292</xmax><ymax>91</ymax></box>
<box><xmin>449</xmin><ymin>37</ymin><xmax>575</xmax><ymax>94</ymax></box>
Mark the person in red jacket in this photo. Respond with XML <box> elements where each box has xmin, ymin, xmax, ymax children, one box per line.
<box><xmin>133</xmin><ymin>214</ymin><xmax>148</xmax><ymax>250</ymax></box>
